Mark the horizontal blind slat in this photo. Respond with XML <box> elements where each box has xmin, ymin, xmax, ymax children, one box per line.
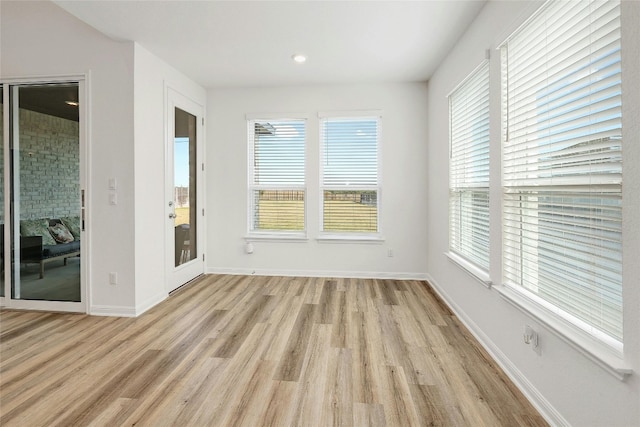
<box><xmin>449</xmin><ymin>60</ymin><xmax>490</xmax><ymax>270</ymax></box>
<box><xmin>249</xmin><ymin>119</ymin><xmax>306</xmax><ymax>232</ymax></box>
<box><xmin>501</xmin><ymin>0</ymin><xmax>622</xmax><ymax>344</ymax></box>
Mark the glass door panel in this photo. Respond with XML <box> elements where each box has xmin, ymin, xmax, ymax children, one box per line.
<box><xmin>173</xmin><ymin>107</ymin><xmax>197</xmax><ymax>267</ymax></box>
<box><xmin>1</xmin><ymin>85</ymin><xmax>4</xmax><ymax>298</ymax></box>
<box><xmin>166</xmin><ymin>89</ymin><xmax>203</xmax><ymax>293</ymax></box>
<box><xmin>11</xmin><ymin>84</ymin><xmax>81</xmax><ymax>302</ymax></box>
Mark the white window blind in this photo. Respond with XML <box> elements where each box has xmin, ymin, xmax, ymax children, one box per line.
<box><xmin>501</xmin><ymin>0</ymin><xmax>622</xmax><ymax>345</ymax></box>
<box><xmin>320</xmin><ymin>116</ymin><xmax>380</xmax><ymax>233</ymax></box>
<box><xmin>449</xmin><ymin>61</ymin><xmax>490</xmax><ymax>270</ymax></box>
<box><xmin>248</xmin><ymin>119</ymin><xmax>306</xmax><ymax>232</ymax></box>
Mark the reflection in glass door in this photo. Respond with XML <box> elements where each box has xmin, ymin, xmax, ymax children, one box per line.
<box><xmin>10</xmin><ymin>83</ymin><xmax>82</xmax><ymax>302</ymax></box>
<box><xmin>173</xmin><ymin>107</ymin><xmax>197</xmax><ymax>267</ymax></box>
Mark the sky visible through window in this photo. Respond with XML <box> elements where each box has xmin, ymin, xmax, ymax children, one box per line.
<box><xmin>322</xmin><ymin>119</ymin><xmax>378</xmax><ymax>186</ymax></box>
<box><xmin>251</xmin><ymin>119</ymin><xmax>378</xmax><ymax>186</ymax></box>
<box><xmin>174</xmin><ymin>137</ymin><xmax>190</xmax><ymax>187</ymax></box>
<box><xmin>254</xmin><ymin>120</ymin><xmax>305</xmax><ymax>185</ymax></box>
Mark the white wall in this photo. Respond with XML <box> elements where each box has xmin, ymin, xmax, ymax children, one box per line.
<box><xmin>0</xmin><ymin>0</ymin><xmax>137</xmax><ymax>314</ymax></box>
<box><xmin>207</xmin><ymin>83</ymin><xmax>428</xmax><ymax>278</ymax></box>
<box><xmin>133</xmin><ymin>44</ymin><xmax>206</xmax><ymax>314</ymax></box>
<box><xmin>0</xmin><ymin>3</ymin><xmax>207</xmax><ymax>316</ymax></box>
<box><xmin>426</xmin><ymin>1</ymin><xmax>640</xmax><ymax>426</ymax></box>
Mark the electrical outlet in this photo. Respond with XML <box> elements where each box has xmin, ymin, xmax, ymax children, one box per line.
<box><xmin>524</xmin><ymin>325</ymin><xmax>532</xmax><ymax>343</ymax></box>
<box><xmin>524</xmin><ymin>325</ymin><xmax>541</xmax><ymax>355</ymax></box>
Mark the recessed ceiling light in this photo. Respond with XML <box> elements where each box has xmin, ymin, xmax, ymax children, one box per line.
<box><xmin>292</xmin><ymin>54</ymin><xmax>307</xmax><ymax>64</ymax></box>
<box><xmin>65</xmin><ymin>100</ymin><xmax>79</xmax><ymax>107</ymax></box>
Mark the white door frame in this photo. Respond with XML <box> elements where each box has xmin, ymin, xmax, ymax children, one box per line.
<box><xmin>0</xmin><ymin>75</ymin><xmax>89</xmax><ymax>313</ymax></box>
<box><xmin>165</xmin><ymin>86</ymin><xmax>205</xmax><ymax>292</ymax></box>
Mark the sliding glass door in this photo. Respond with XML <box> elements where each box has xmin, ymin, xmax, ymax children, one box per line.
<box><xmin>1</xmin><ymin>85</ymin><xmax>5</xmax><ymax>299</ymax></box>
<box><xmin>1</xmin><ymin>80</ymin><xmax>85</xmax><ymax>312</ymax></box>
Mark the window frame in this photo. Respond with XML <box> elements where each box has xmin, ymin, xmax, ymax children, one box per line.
<box><xmin>246</xmin><ymin>114</ymin><xmax>308</xmax><ymax>239</ymax></box>
<box><xmin>447</xmin><ymin>60</ymin><xmax>491</xmax><ymax>284</ymax></box>
<box><xmin>498</xmin><ymin>0</ymin><xmax>630</xmax><ymax>378</ymax></box>
<box><xmin>318</xmin><ymin>111</ymin><xmax>383</xmax><ymax>242</ymax></box>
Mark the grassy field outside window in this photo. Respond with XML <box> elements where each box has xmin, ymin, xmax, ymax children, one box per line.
<box><xmin>253</xmin><ymin>199</ymin><xmax>377</xmax><ymax>232</ymax></box>
<box><xmin>174</xmin><ymin>207</ymin><xmax>190</xmax><ymax>227</ymax></box>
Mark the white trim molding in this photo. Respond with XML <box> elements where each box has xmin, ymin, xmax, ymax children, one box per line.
<box><xmin>135</xmin><ymin>291</ymin><xmax>167</xmax><ymax>316</ymax></box>
<box><xmin>207</xmin><ymin>268</ymin><xmax>427</xmax><ymax>281</ymax></box>
<box><xmin>445</xmin><ymin>251</ymin><xmax>492</xmax><ymax>288</ymax></box>
<box><xmin>316</xmin><ymin>234</ymin><xmax>385</xmax><ymax>244</ymax></box>
<box><xmin>89</xmin><ymin>305</ymin><xmax>137</xmax><ymax>317</ymax></box>
<box><xmin>496</xmin><ymin>284</ymin><xmax>632</xmax><ymax>381</ymax></box>
<box><xmin>244</xmin><ymin>233</ymin><xmax>308</xmax><ymax>243</ymax></box>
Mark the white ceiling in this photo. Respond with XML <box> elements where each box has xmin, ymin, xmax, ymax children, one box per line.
<box><xmin>54</xmin><ymin>0</ymin><xmax>486</xmax><ymax>89</ymax></box>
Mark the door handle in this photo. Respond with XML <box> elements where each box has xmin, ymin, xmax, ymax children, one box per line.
<box><xmin>169</xmin><ymin>213</ymin><xmax>177</xmax><ymax>219</ymax></box>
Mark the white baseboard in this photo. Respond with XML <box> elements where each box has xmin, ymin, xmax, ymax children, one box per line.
<box><xmin>89</xmin><ymin>304</ymin><xmax>137</xmax><ymax>317</ymax></box>
<box><xmin>90</xmin><ymin>292</ymin><xmax>166</xmax><ymax>318</ymax></box>
<box><xmin>207</xmin><ymin>267</ymin><xmax>428</xmax><ymax>281</ymax></box>
<box><xmin>135</xmin><ymin>291</ymin><xmax>167</xmax><ymax>316</ymax></box>
<box><xmin>425</xmin><ymin>274</ymin><xmax>568</xmax><ymax>427</ymax></box>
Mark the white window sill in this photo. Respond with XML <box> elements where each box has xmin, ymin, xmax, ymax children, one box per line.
<box><xmin>316</xmin><ymin>234</ymin><xmax>385</xmax><ymax>244</ymax></box>
<box><xmin>244</xmin><ymin>233</ymin><xmax>308</xmax><ymax>243</ymax></box>
<box><xmin>495</xmin><ymin>284</ymin><xmax>633</xmax><ymax>381</ymax></box>
<box><xmin>445</xmin><ymin>251</ymin><xmax>492</xmax><ymax>288</ymax></box>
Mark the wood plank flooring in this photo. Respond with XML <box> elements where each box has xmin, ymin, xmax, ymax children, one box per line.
<box><xmin>0</xmin><ymin>275</ymin><xmax>548</xmax><ymax>426</ymax></box>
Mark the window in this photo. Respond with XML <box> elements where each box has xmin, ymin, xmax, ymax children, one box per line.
<box><xmin>248</xmin><ymin>118</ymin><xmax>306</xmax><ymax>233</ymax></box>
<box><xmin>449</xmin><ymin>61</ymin><xmax>490</xmax><ymax>271</ymax></box>
<box><xmin>501</xmin><ymin>0</ymin><xmax>622</xmax><ymax>347</ymax></box>
<box><xmin>319</xmin><ymin>115</ymin><xmax>380</xmax><ymax>235</ymax></box>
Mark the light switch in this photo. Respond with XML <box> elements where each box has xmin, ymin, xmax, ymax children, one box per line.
<box><xmin>108</xmin><ymin>178</ymin><xmax>117</xmax><ymax>190</ymax></box>
<box><xmin>109</xmin><ymin>192</ymin><xmax>117</xmax><ymax>205</ymax></box>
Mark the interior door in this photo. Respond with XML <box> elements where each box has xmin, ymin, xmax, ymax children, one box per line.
<box><xmin>166</xmin><ymin>89</ymin><xmax>204</xmax><ymax>292</ymax></box>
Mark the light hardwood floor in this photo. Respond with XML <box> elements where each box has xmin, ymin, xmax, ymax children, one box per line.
<box><xmin>0</xmin><ymin>275</ymin><xmax>548</xmax><ymax>426</ymax></box>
